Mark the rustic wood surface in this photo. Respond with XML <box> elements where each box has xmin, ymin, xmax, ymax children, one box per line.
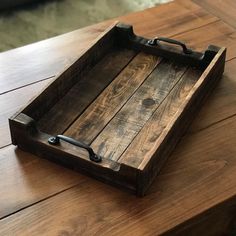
<box><xmin>0</xmin><ymin>0</ymin><xmax>236</xmax><ymax>235</ymax></box>
<box><xmin>37</xmin><ymin>48</ymin><xmax>137</xmax><ymax>135</ymax></box>
<box><xmin>91</xmin><ymin>59</ymin><xmax>187</xmax><ymax>162</ymax></box>
<box><xmin>119</xmin><ymin>66</ymin><xmax>201</xmax><ymax>167</ymax></box>
<box><xmin>64</xmin><ymin>53</ymin><xmax>160</xmax><ymax>143</ymax></box>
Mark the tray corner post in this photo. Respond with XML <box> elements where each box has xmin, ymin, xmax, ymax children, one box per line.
<box><xmin>9</xmin><ymin>113</ymin><xmax>38</xmax><ymax>145</ymax></box>
<box><xmin>115</xmin><ymin>23</ymin><xmax>136</xmax><ymax>45</ymax></box>
<box><xmin>202</xmin><ymin>45</ymin><xmax>227</xmax><ymax>69</ymax></box>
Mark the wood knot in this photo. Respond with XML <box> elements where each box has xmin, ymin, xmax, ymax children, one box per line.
<box><xmin>142</xmin><ymin>98</ymin><xmax>155</xmax><ymax>107</ymax></box>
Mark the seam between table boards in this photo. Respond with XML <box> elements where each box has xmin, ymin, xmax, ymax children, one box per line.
<box><xmin>0</xmin><ymin>180</ymin><xmax>87</xmax><ymax>221</ymax></box>
<box><xmin>170</xmin><ymin>18</ymin><xmax>221</xmax><ymax>39</ymax></box>
<box><xmin>191</xmin><ymin>0</ymin><xmax>236</xmax><ymax>30</ymax></box>
<box><xmin>185</xmin><ymin>113</ymin><xmax>236</xmax><ymax>136</ymax></box>
<box><xmin>0</xmin><ymin>75</ymin><xmax>55</xmax><ymax>96</ymax></box>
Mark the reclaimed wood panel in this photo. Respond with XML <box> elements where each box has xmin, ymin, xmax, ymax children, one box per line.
<box><xmin>37</xmin><ymin>48</ymin><xmax>137</xmax><ymax>135</ymax></box>
<box><xmin>1</xmin><ymin>115</ymin><xmax>235</xmax><ymax>235</ymax></box>
<box><xmin>91</xmin><ymin>60</ymin><xmax>187</xmax><ymax>161</ymax></box>
<box><xmin>64</xmin><ymin>53</ymin><xmax>160</xmax><ymax>143</ymax></box>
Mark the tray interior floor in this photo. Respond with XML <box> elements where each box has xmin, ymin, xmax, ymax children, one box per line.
<box><xmin>38</xmin><ymin>48</ymin><xmax>203</xmax><ymax>169</ymax></box>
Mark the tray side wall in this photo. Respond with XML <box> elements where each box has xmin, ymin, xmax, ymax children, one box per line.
<box><xmin>20</xmin><ymin>23</ymin><xmax>118</xmax><ymax>121</ymax></box>
<box><xmin>136</xmin><ymin>47</ymin><xmax>226</xmax><ymax>196</ymax></box>
<box><xmin>9</xmin><ymin>113</ymin><xmax>138</xmax><ymax>193</ymax></box>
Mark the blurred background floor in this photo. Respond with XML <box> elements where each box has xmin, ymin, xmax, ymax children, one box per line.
<box><xmin>0</xmin><ymin>0</ymin><xmax>171</xmax><ymax>52</ymax></box>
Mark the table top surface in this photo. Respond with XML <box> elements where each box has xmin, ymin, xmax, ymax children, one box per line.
<box><xmin>0</xmin><ymin>0</ymin><xmax>236</xmax><ymax>235</ymax></box>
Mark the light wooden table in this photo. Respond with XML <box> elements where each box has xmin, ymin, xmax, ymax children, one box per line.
<box><xmin>0</xmin><ymin>0</ymin><xmax>236</xmax><ymax>235</ymax></box>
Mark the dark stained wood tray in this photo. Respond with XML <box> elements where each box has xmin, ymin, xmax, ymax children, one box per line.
<box><xmin>9</xmin><ymin>22</ymin><xmax>226</xmax><ymax>196</ymax></box>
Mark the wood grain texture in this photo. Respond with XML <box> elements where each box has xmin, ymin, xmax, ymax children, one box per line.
<box><xmin>91</xmin><ymin>60</ymin><xmax>187</xmax><ymax>161</ymax></box>
<box><xmin>192</xmin><ymin>0</ymin><xmax>236</xmax><ymax>29</ymax></box>
<box><xmin>37</xmin><ymin>48</ymin><xmax>137</xmax><ymax>135</ymax></box>
<box><xmin>173</xmin><ymin>20</ymin><xmax>236</xmax><ymax>61</ymax></box>
<box><xmin>64</xmin><ymin>53</ymin><xmax>160</xmax><ymax>143</ymax></box>
<box><xmin>119</xmin><ymin>0</ymin><xmax>218</xmax><ymax>38</ymax></box>
<box><xmin>0</xmin><ymin>23</ymin><xmax>111</xmax><ymax>95</ymax></box>
<box><xmin>1</xmin><ymin>115</ymin><xmax>236</xmax><ymax>235</ymax></box>
<box><xmin>0</xmin><ymin>0</ymin><xmax>235</xmax><ymax>234</ymax></box>
<box><xmin>189</xmin><ymin>58</ymin><xmax>236</xmax><ymax>133</ymax></box>
<box><xmin>119</xmin><ymin>67</ymin><xmax>201</xmax><ymax>167</ymax></box>
<box><xmin>0</xmin><ymin>79</ymin><xmax>51</xmax><ymax>148</ymax></box>
<box><xmin>165</xmin><ymin>202</ymin><xmax>236</xmax><ymax>236</ymax></box>
<box><xmin>22</xmin><ymin>22</ymin><xmax>118</xmax><ymax>122</ymax></box>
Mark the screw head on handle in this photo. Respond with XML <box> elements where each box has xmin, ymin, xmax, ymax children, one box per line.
<box><xmin>48</xmin><ymin>136</ymin><xmax>59</xmax><ymax>144</ymax></box>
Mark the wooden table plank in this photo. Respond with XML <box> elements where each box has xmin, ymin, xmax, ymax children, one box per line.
<box><xmin>0</xmin><ymin>24</ymin><xmax>105</xmax><ymax>95</ymax></box>
<box><xmin>192</xmin><ymin>0</ymin><xmax>236</xmax><ymax>29</ymax></box>
<box><xmin>120</xmin><ymin>0</ymin><xmax>218</xmax><ymax>38</ymax></box>
<box><xmin>1</xmin><ymin>115</ymin><xmax>235</xmax><ymax>235</ymax></box>
<box><xmin>0</xmin><ymin>0</ymin><xmax>217</xmax><ymax>94</ymax></box>
<box><xmin>174</xmin><ymin>21</ymin><xmax>236</xmax><ymax>61</ymax></box>
<box><xmin>189</xmin><ymin>58</ymin><xmax>236</xmax><ymax>132</ymax></box>
<box><xmin>0</xmin><ymin>79</ymin><xmax>52</xmax><ymax>148</ymax></box>
<box><xmin>0</xmin><ymin>145</ymin><xmax>83</xmax><ymax>219</ymax></box>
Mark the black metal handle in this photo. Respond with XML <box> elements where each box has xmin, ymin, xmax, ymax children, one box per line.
<box><xmin>148</xmin><ymin>37</ymin><xmax>192</xmax><ymax>54</ymax></box>
<box><xmin>48</xmin><ymin>135</ymin><xmax>102</xmax><ymax>163</ymax></box>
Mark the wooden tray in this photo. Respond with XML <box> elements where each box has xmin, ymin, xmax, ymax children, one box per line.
<box><xmin>9</xmin><ymin>22</ymin><xmax>226</xmax><ymax>196</ymax></box>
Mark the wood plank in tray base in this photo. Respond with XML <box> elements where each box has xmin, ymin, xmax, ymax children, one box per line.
<box><xmin>37</xmin><ymin>48</ymin><xmax>137</xmax><ymax>135</ymax></box>
<box><xmin>90</xmin><ymin>60</ymin><xmax>188</xmax><ymax>161</ymax></box>
<box><xmin>9</xmin><ymin>23</ymin><xmax>226</xmax><ymax>196</ymax></box>
<box><xmin>64</xmin><ymin>52</ymin><xmax>161</xmax><ymax>143</ymax></box>
<box><xmin>119</xmin><ymin>67</ymin><xmax>202</xmax><ymax>167</ymax></box>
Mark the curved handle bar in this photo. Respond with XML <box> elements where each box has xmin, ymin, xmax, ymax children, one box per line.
<box><xmin>48</xmin><ymin>135</ymin><xmax>102</xmax><ymax>163</ymax></box>
<box><xmin>148</xmin><ymin>37</ymin><xmax>192</xmax><ymax>54</ymax></box>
